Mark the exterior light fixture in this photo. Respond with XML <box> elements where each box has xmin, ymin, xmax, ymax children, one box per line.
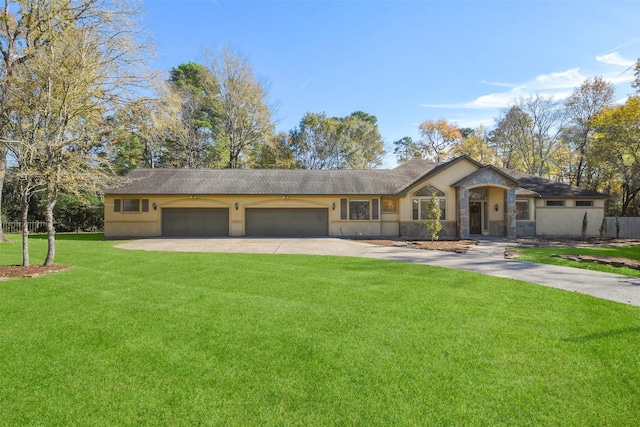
<box><xmin>332</xmin><ymin>202</ymin><xmax>336</xmax><ymax>210</ymax></box>
<box><xmin>235</xmin><ymin>202</ymin><xmax>239</xmax><ymax>210</ymax></box>
<box><xmin>494</xmin><ymin>204</ymin><xmax>499</xmax><ymax>212</ymax></box>
<box><xmin>152</xmin><ymin>202</ymin><xmax>157</xmax><ymax>211</ymax></box>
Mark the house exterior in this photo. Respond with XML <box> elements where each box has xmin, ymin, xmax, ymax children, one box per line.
<box><xmin>104</xmin><ymin>156</ymin><xmax>607</xmax><ymax>239</ymax></box>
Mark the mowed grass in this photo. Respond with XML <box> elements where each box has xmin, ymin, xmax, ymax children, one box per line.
<box><xmin>517</xmin><ymin>244</ymin><xmax>640</xmax><ymax>277</ymax></box>
<box><xmin>1</xmin><ymin>235</ymin><xmax>639</xmax><ymax>425</ymax></box>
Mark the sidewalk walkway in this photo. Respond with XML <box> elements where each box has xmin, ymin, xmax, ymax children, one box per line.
<box><xmin>115</xmin><ymin>237</ymin><xmax>640</xmax><ymax>307</ymax></box>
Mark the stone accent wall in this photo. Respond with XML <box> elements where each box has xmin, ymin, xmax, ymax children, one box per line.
<box><xmin>516</xmin><ymin>221</ymin><xmax>536</xmax><ymax>236</ymax></box>
<box><xmin>489</xmin><ymin>221</ymin><xmax>505</xmax><ymax>236</ymax></box>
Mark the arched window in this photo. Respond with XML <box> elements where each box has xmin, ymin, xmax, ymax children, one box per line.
<box><xmin>411</xmin><ymin>184</ymin><xmax>446</xmax><ymax>220</ymax></box>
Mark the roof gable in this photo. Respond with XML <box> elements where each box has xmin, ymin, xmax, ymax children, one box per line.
<box><xmin>453</xmin><ymin>165</ymin><xmax>519</xmax><ymax>189</ymax></box>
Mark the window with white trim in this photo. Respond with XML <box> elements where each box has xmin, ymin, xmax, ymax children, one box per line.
<box><xmin>411</xmin><ymin>184</ymin><xmax>446</xmax><ymax>220</ymax></box>
<box><xmin>340</xmin><ymin>198</ymin><xmax>379</xmax><ymax>220</ymax></box>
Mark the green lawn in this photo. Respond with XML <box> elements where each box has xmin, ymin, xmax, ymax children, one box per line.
<box><xmin>1</xmin><ymin>235</ymin><xmax>639</xmax><ymax>425</ymax></box>
<box><xmin>517</xmin><ymin>244</ymin><xmax>640</xmax><ymax>277</ymax></box>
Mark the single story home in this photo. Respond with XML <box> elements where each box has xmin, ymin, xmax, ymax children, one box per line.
<box><xmin>104</xmin><ymin>155</ymin><xmax>607</xmax><ymax>239</ymax></box>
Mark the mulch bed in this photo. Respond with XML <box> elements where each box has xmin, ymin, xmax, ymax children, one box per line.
<box><xmin>355</xmin><ymin>239</ymin><xmax>478</xmax><ymax>253</ymax></box>
<box><xmin>550</xmin><ymin>254</ymin><xmax>640</xmax><ymax>270</ymax></box>
<box><xmin>0</xmin><ymin>264</ymin><xmax>70</xmax><ymax>280</ymax></box>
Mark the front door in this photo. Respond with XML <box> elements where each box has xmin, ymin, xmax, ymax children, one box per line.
<box><xmin>469</xmin><ymin>202</ymin><xmax>482</xmax><ymax>234</ymax></box>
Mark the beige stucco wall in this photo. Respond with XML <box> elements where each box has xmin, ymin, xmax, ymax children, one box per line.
<box><xmin>105</xmin><ymin>194</ymin><xmax>395</xmax><ymax>238</ymax></box>
<box><xmin>399</xmin><ymin>158</ymin><xmax>479</xmax><ymax>223</ymax></box>
<box><xmin>536</xmin><ymin>205</ymin><xmax>604</xmax><ymax>236</ymax></box>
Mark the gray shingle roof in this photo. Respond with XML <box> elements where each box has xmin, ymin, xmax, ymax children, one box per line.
<box><xmin>106</xmin><ymin>167</ymin><xmax>429</xmax><ymax>196</ymax></box>
<box><xmin>498</xmin><ymin>168</ymin><xmax>608</xmax><ymax>198</ymax></box>
<box><xmin>105</xmin><ymin>158</ymin><xmax>607</xmax><ymax>198</ymax></box>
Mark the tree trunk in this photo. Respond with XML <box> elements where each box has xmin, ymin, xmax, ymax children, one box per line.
<box><xmin>43</xmin><ymin>192</ymin><xmax>57</xmax><ymax>266</ymax></box>
<box><xmin>0</xmin><ymin>145</ymin><xmax>9</xmax><ymax>242</ymax></box>
<box><xmin>21</xmin><ymin>191</ymin><xmax>30</xmax><ymax>267</ymax></box>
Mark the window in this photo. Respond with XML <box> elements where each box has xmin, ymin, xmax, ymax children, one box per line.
<box><xmin>381</xmin><ymin>197</ymin><xmax>397</xmax><ymax>213</ymax></box>
<box><xmin>516</xmin><ymin>200</ymin><xmax>529</xmax><ymax>220</ymax></box>
<box><xmin>123</xmin><ymin>199</ymin><xmax>141</xmax><ymax>212</ymax></box>
<box><xmin>349</xmin><ymin>200</ymin><xmax>370</xmax><ymax>220</ymax></box>
<box><xmin>469</xmin><ymin>188</ymin><xmax>488</xmax><ymax>200</ymax></box>
<box><xmin>341</xmin><ymin>198</ymin><xmax>379</xmax><ymax>220</ymax></box>
<box><xmin>546</xmin><ymin>200</ymin><xmax>565</xmax><ymax>207</ymax></box>
<box><xmin>413</xmin><ymin>184</ymin><xmax>444</xmax><ymax>197</ymax></box>
<box><xmin>411</xmin><ymin>184</ymin><xmax>446</xmax><ymax>221</ymax></box>
<box><xmin>115</xmin><ymin>198</ymin><xmax>150</xmax><ymax>213</ymax></box>
<box><xmin>412</xmin><ymin>198</ymin><xmax>446</xmax><ymax>221</ymax></box>
<box><xmin>575</xmin><ymin>200</ymin><xmax>593</xmax><ymax>207</ymax></box>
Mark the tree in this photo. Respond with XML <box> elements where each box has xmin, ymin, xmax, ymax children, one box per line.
<box><xmin>491</xmin><ymin>95</ymin><xmax>566</xmax><ymax>177</ymax></box>
<box><xmin>2</xmin><ymin>0</ymin><xmax>153</xmax><ymax>266</ymax></box>
<box><xmin>591</xmin><ymin>96</ymin><xmax>640</xmax><ymax>216</ymax></box>
<box><xmin>632</xmin><ymin>58</ymin><xmax>640</xmax><ymax>93</ymax></box>
<box><xmin>289</xmin><ymin>112</ymin><xmax>341</xmax><ymax>169</ymax></box>
<box><xmin>489</xmin><ymin>105</ymin><xmax>531</xmax><ymax>171</ymax></box>
<box><xmin>252</xmin><ymin>132</ymin><xmax>297</xmax><ymax>169</ymax></box>
<box><xmin>393</xmin><ymin>136</ymin><xmax>420</xmax><ymax>164</ymax></box>
<box><xmin>564</xmin><ymin>77</ymin><xmax>615</xmax><ymax>186</ymax></box>
<box><xmin>111</xmin><ymin>86</ymin><xmax>185</xmax><ymax>174</ymax></box>
<box><xmin>450</xmin><ymin>126</ymin><xmax>499</xmax><ymax>164</ymax></box>
<box><xmin>417</xmin><ymin>119</ymin><xmax>461</xmax><ymax>162</ymax></box>
<box><xmin>203</xmin><ymin>46</ymin><xmax>274</xmax><ymax>169</ymax></box>
<box><xmin>423</xmin><ymin>192</ymin><xmax>442</xmax><ymax>241</ymax></box>
<box><xmin>335</xmin><ymin>112</ymin><xmax>385</xmax><ymax>169</ymax></box>
<box><xmin>166</xmin><ymin>62</ymin><xmax>225</xmax><ymax>168</ymax></box>
<box><xmin>289</xmin><ymin>111</ymin><xmax>385</xmax><ymax>169</ymax></box>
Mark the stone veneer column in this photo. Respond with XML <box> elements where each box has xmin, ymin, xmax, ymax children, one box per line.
<box><xmin>505</xmin><ymin>187</ymin><xmax>516</xmax><ymax>238</ymax></box>
<box><xmin>459</xmin><ymin>188</ymin><xmax>469</xmax><ymax>239</ymax></box>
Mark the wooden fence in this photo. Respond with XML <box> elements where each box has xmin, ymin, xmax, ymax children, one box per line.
<box><xmin>605</xmin><ymin>217</ymin><xmax>640</xmax><ymax>239</ymax></box>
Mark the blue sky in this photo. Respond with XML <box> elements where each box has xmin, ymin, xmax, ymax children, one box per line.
<box><xmin>141</xmin><ymin>0</ymin><xmax>640</xmax><ymax>167</ymax></box>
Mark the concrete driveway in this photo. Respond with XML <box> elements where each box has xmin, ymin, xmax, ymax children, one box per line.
<box><xmin>115</xmin><ymin>237</ymin><xmax>640</xmax><ymax>307</ymax></box>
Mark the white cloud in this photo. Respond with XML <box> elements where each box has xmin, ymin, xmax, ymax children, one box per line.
<box><xmin>596</xmin><ymin>52</ymin><xmax>635</xmax><ymax>67</ymax></box>
<box><xmin>419</xmin><ymin>48</ymin><xmax>637</xmax><ymax>130</ymax></box>
<box><xmin>466</xmin><ymin>92</ymin><xmax>518</xmax><ymax>109</ymax></box>
<box><xmin>532</xmin><ymin>68</ymin><xmax>586</xmax><ymax>90</ymax></box>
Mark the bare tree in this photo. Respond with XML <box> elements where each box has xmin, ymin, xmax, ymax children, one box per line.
<box><xmin>492</xmin><ymin>94</ymin><xmax>566</xmax><ymax>177</ymax></box>
<box><xmin>203</xmin><ymin>46</ymin><xmax>275</xmax><ymax>169</ymax></box>
<box><xmin>3</xmin><ymin>0</ymin><xmax>154</xmax><ymax>266</ymax></box>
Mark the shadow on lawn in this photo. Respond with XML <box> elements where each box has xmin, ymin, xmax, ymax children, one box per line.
<box><xmin>29</xmin><ymin>233</ymin><xmax>104</xmax><ymax>241</ymax></box>
<box><xmin>562</xmin><ymin>326</ymin><xmax>640</xmax><ymax>343</ymax></box>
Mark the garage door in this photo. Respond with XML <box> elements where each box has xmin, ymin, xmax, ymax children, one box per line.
<box><xmin>245</xmin><ymin>208</ymin><xmax>328</xmax><ymax>236</ymax></box>
<box><xmin>161</xmin><ymin>208</ymin><xmax>229</xmax><ymax>237</ymax></box>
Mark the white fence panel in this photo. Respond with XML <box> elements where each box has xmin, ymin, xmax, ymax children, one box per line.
<box><xmin>2</xmin><ymin>221</ymin><xmax>55</xmax><ymax>234</ymax></box>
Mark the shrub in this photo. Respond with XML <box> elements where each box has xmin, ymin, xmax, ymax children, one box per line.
<box><xmin>423</xmin><ymin>192</ymin><xmax>442</xmax><ymax>241</ymax></box>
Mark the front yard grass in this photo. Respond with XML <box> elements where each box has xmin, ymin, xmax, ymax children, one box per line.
<box><xmin>517</xmin><ymin>244</ymin><xmax>640</xmax><ymax>277</ymax></box>
<box><xmin>1</xmin><ymin>234</ymin><xmax>639</xmax><ymax>425</ymax></box>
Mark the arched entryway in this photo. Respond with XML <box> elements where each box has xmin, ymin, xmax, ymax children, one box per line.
<box><xmin>454</xmin><ymin>166</ymin><xmax>518</xmax><ymax>239</ymax></box>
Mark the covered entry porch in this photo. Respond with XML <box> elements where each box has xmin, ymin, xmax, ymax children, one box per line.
<box><xmin>454</xmin><ymin>166</ymin><xmax>518</xmax><ymax>239</ymax></box>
